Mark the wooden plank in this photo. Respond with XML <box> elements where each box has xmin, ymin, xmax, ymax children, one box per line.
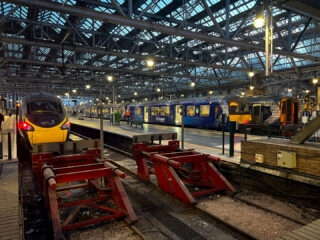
<box><xmin>286</xmin><ymin>231</ymin><xmax>309</xmax><ymax>240</ymax></box>
<box><xmin>292</xmin><ymin>228</ymin><xmax>318</xmax><ymax>240</ymax></box>
<box><xmin>281</xmin><ymin>236</ymin><xmax>301</xmax><ymax>240</ymax></box>
<box><xmin>307</xmin><ymin>222</ymin><xmax>320</xmax><ymax>232</ymax></box>
<box><xmin>32</xmin><ymin>139</ymin><xmax>100</xmax><ymax>153</ymax></box>
<box><xmin>292</xmin><ymin>229</ymin><xmax>316</xmax><ymax>240</ymax></box>
<box><xmin>303</xmin><ymin>225</ymin><xmax>320</xmax><ymax>235</ymax></box>
<box><xmin>297</xmin><ymin>227</ymin><xmax>320</xmax><ymax>238</ymax></box>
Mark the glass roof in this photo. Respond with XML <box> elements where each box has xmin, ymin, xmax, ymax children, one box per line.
<box><xmin>1</xmin><ymin>0</ymin><xmax>319</xmax><ymax>98</ymax></box>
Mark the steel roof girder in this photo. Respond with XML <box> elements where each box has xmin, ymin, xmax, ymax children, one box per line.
<box><xmin>6</xmin><ymin>0</ymin><xmax>318</xmax><ymax>63</ymax></box>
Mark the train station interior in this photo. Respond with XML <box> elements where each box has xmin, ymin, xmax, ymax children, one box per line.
<box><xmin>0</xmin><ymin>0</ymin><xmax>320</xmax><ymax>240</ymax></box>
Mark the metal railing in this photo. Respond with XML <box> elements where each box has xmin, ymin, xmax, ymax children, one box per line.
<box><xmin>240</xmin><ymin>123</ymin><xmax>302</xmax><ymax>140</ymax></box>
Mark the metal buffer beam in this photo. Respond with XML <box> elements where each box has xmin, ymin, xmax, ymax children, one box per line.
<box><xmin>32</xmin><ymin>140</ymin><xmax>137</xmax><ymax>239</ymax></box>
<box><xmin>6</xmin><ymin>0</ymin><xmax>319</xmax><ymax>63</ymax></box>
<box><xmin>133</xmin><ymin>136</ymin><xmax>235</xmax><ymax>205</ymax></box>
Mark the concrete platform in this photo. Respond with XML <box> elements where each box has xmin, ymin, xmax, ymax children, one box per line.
<box><xmin>241</xmin><ymin>137</ymin><xmax>320</xmax><ymax>185</ymax></box>
<box><xmin>69</xmin><ymin>117</ymin><xmax>268</xmax><ymax>165</ymax></box>
<box><xmin>0</xmin><ymin>161</ymin><xmax>22</xmax><ymax>240</ymax></box>
<box><xmin>0</xmin><ymin>116</ymin><xmax>21</xmax><ymax>240</ymax></box>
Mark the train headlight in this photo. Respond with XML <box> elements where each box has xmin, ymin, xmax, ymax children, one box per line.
<box><xmin>19</xmin><ymin>122</ymin><xmax>34</xmax><ymax>131</ymax></box>
<box><xmin>61</xmin><ymin>121</ymin><xmax>70</xmax><ymax>130</ymax></box>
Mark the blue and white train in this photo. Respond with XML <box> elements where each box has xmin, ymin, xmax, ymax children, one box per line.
<box><xmin>126</xmin><ymin>96</ymin><xmax>299</xmax><ymax>131</ymax></box>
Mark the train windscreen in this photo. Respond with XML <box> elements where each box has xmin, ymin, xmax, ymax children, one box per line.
<box><xmin>27</xmin><ymin>100</ymin><xmax>62</xmax><ymax>115</ymax></box>
<box><xmin>27</xmin><ymin>100</ymin><xmax>64</xmax><ymax>127</ymax></box>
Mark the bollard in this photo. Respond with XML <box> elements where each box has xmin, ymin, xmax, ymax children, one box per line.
<box><xmin>268</xmin><ymin>124</ymin><xmax>271</xmax><ymax>139</ymax></box>
<box><xmin>181</xmin><ymin>106</ymin><xmax>184</xmax><ymax>149</ymax></box>
<box><xmin>222</xmin><ymin>114</ymin><xmax>225</xmax><ymax>155</ymax></box>
<box><xmin>244</xmin><ymin>124</ymin><xmax>247</xmax><ymax>141</ymax></box>
<box><xmin>8</xmin><ymin>132</ymin><xmax>12</xmax><ymax>160</ymax></box>
<box><xmin>229</xmin><ymin>121</ymin><xmax>235</xmax><ymax>157</ymax></box>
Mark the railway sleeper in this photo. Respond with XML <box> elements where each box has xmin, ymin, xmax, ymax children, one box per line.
<box><xmin>133</xmin><ymin>140</ymin><xmax>236</xmax><ymax>205</ymax></box>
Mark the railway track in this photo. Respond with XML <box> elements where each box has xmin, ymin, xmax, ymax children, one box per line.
<box><xmin>70</xmin><ymin>132</ymin><xmax>255</xmax><ymax>240</ymax></box>
<box><xmin>70</xmin><ymin>128</ymin><xmax>316</xmax><ymax>239</ymax></box>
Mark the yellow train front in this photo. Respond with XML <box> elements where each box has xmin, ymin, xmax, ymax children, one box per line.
<box><xmin>18</xmin><ymin>92</ymin><xmax>70</xmax><ymax>148</ymax></box>
<box><xmin>228</xmin><ymin>97</ymin><xmax>252</xmax><ymax>125</ymax></box>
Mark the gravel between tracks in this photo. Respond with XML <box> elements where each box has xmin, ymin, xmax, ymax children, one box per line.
<box><xmin>198</xmin><ymin>196</ymin><xmax>300</xmax><ymax>240</ymax></box>
<box><xmin>69</xmin><ymin>221</ymin><xmax>141</xmax><ymax>240</ymax></box>
<box><xmin>235</xmin><ymin>191</ymin><xmax>318</xmax><ymax>223</ymax></box>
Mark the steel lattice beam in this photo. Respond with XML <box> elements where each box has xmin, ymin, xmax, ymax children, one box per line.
<box><xmin>6</xmin><ymin>0</ymin><xmax>319</xmax><ymax>63</ymax></box>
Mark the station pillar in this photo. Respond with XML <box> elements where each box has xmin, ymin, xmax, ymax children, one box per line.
<box><xmin>229</xmin><ymin>121</ymin><xmax>236</xmax><ymax>157</ymax></box>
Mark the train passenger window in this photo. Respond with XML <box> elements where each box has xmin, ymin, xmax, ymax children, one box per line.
<box><xmin>160</xmin><ymin>106</ymin><xmax>170</xmax><ymax>116</ymax></box>
<box><xmin>28</xmin><ymin>100</ymin><xmax>62</xmax><ymax>114</ymax></box>
<box><xmin>215</xmin><ymin>107</ymin><xmax>219</xmax><ymax>119</ymax></box>
<box><xmin>263</xmin><ymin>106</ymin><xmax>271</xmax><ymax>116</ymax></box>
<box><xmin>200</xmin><ymin>105</ymin><xmax>210</xmax><ymax>117</ymax></box>
<box><xmin>240</xmin><ymin>104</ymin><xmax>249</xmax><ymax>113</ymax></box>
<box><xmin>151</xmin><ymin>107</ymin><xmax>159</xmax><ymax>115</ymax></box>
<box><xmin>135</xmin><ymin>107</ymin><xmax>141</xmax><ymax>115</ymax></box>
<box><xmin>187</xmin><ymin>106</ymin><xmax>195</xmax><ymax>116</ymax></box>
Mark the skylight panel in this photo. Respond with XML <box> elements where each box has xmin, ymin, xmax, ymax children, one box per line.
<box><xmin>189</xmin><ymin>3</ymin><xmax>204</xmax><ymax>17</ymax></box>
<box><xmin>52</xmin><ymin>0</ymin><xmax>76</xmax><ymax>5</ymax></box>
<box><xmin>1</xmin><ymin>4</ymin><xmax>28</xmax><ymax>27</ymax></box>
<box><xmin>94</xmin><ymin>6</ymin><xmax>115</xmax><ymax>14</ymax></box>
<box><xmin>111</xmin><ymin>25</ymin><xmax>134</xmax><ymax>36</ymax></box>
<box><xmin>38</xmin><ymin>10</ymin><xmax>68</xmax><ymax>33</ymax></box>
<box><xmin>37</xmin><ymin>47</ymin><xmax>51</xmax><ymax>62</ymax></box>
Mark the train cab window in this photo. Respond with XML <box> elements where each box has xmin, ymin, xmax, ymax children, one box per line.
<box><xmin>186</xmin><ymin>106</ymin><xmax>195</xmax><ymax>116</ymax></box>
<box><xmin>28</xmin><ymin>100</ymin><xmax>62</xmax><ymax>114</ymax></box>
<box><xmin>200</xmin><ymin>105</ymin><xmax>210</xmax><ymax>117</ymax></box>
<box><xmin>135</xmin><ymin>107</ymin><xmax>141</xmax><ymax>115</ymax></box>
<box><xmin>151</xmin><ymin>107</ymin><xmax>159</xmax><ymax>115</ymax></box>
<box><xmin>160</xmin><ymin>106</ymin><xmax>170</xmax><ymax>116</ymax></box>
<box><xmin>229</xmin><ymin>102</ymin><xmax>239</xmax><ymax>114</ymax></box>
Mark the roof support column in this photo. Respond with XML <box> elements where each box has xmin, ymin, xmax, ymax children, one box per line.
<box><xmin>288</xmin><ymin>11</ymin><xmax>292</xmax><ymax>50</ymax></box>
<box><xmin>225</xmin><ymin>0</ymin><xmax>230</xmax><ymax>68</ymax></box>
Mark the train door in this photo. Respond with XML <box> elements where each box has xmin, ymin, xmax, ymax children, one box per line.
<box><xmin>144</xmin><ymin>107</ymin><xmax>149</xmax><ymax>123</ymax></box>
<box><xmin>175</xmin><ymin>105</ymin><xmax>182</xmax><ymax>125</ymax></box>
<box><xmin>287</xmin><ymin>98</ymin><xmax>292</xmax><ymax>123</ymax></box>
<box><xmin>252</xmin><ymin>104</ymin><xmax>261</xmax><ymax>124</ymax></box>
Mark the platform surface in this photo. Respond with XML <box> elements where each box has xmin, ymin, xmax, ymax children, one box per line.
<box><xmin>0</xmin><ymin>160</ymin><xmax>22</xmax><ymax>240</ymax></box>
<box><xmin>247</xmin><ymin>137</ymin><xmax>320</xmax><ymax>150</ymax></box>
<box><xmin>70</xmin><ymin>117</ymin><xmax>268</xmax><ymax>164</ymax></box>
<box><xmin>275</xmin><ymin>218</ymin><xmax>320</xmax><ymax>240</ymax></box>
